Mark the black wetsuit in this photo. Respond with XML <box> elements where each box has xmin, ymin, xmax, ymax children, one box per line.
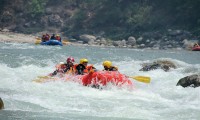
<box><xmin>104</xmin><ymin>66</ymin><xmax>118</xmax><ymax>71</ymax></box>
<box><xmin>76</xmin><ymin>64</ymin><xmax>86</xmax><ymax>75</ymax></box>
<box><xmin>50</xmin><ymin>35</ymin><xmax>56</xmax><ymax>40</ymax></box>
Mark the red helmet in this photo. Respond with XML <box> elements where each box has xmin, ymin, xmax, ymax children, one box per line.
<box><xmin>66</xmin><ymin>57</ymin><xmax>75</xmax><ymax>63</ymax></box>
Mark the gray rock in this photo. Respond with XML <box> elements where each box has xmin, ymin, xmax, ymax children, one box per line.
<box><xmin>146</xmin><ymin>39</ymin><xmax>150</xmax><ymax>43</ymax></box>
<box><xmin>167</xmin><ymin>44</ymin><xmax>172</xmax><ymax>48</ymax></box>
<box><xmin>88</xmin><ymin>39</ymin><xmax>95</xmax><ymax>45</ymax></box>
<box><xmin>79</xmin><ymin>34</ymin><xmax>96</xmax><ymax>43</ymax></box>
<box><xmin>137</xmin><ymin>37</ymin><xmax>143</xmax><ymax>42</ymax></box>
<box><xmin>96</xmin><ymin>40</ymin><xmax>101</xmax><ymax>44</ymax></box>
<box><xmin>2</xmin><ymin>28</ymin><xmax>9</xmax><ymax>32</ymax></box>
<box><xmin>113</xmin><ymin>40</ymin><xmax>122</xmax><ymax>47</ymax></box>
<box><xmin>140</xmin><ymin>60</ymin><xmax>176</xmax><ymax>72</ymax></box>
<box><xmin>40</xmin><ymin>16</ymin><xmax>49</xmax><ymax>27</ymax></box>
<box><xmin>48</xmin><ymin>14</ymin><xmax>63</xmax><ymax>27</ymax></box>
<box><xmin>1</xmin><ymin>11</ymin><xmax>13</xmax><ymax>23</ymax></box>
<box><xmin>24</xmin><ymin>22</ymin><xmax>31</xmax><ymax>27</ymax></box>
<box><xmin>77</xmin><ymin>41</ymin><xmax>83</xmax><ymax>44</ymax></box>
<box><xmin>45</xmin><ymin>8</ymin><xmax>53</xmax><ymax>15</ymax></box>
<box><xmin>168</xmin><ymin>30</ymin><xmax>183</xmax><ymax>36</ymax></box>
<box><xmin>100</xmin><ymin>38</ymin><xmax>107</xmax><ymax>45</ymax></box>
<box><xmin>121</xmin><ymin>39</ymin><xmax>126</xmax><ymax>46</ymax></box>
<box><xmin>127</xmin><ymin>36</ymin><xmax>136</xmax><ymax>46</ymax></box>
<box><xmin>177</xmin><ymin>74</ymin><xmax>200</xmax><ymax>88</ymax></box>
<box><xmin>139</xmin><ymin>44</ymin><xmax>145</xmax><ymax>48</ymax></box>
<box><xmin>0</xmin><ymin>98</ymin><xmax>4</xmax><ymax>110</ymax></box>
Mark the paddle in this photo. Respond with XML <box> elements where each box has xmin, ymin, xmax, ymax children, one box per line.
<box><xmin>32</xmin><ymin>76</ymin><xmax>57</xmax><ymax>83</ymax></box>
<box><xmin>129</xmin><ymin>76</ymin><xmax>151</xmax><ymax>83</ymax></box>
<box><xmin>37</xmin><ymin>76</ymin><xmax>51</xmax><ymax>79</ymax></box>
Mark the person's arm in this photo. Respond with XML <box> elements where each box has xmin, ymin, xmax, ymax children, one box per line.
<box><xmin>63</xmin><ymin>65</ymin><xmax>70</xmax><ymax>73</ymax></box>
<box><xmin>49</xmin><ymin>70</ymin><xmax>58</xmax><ymax>76</ymax></box>
<box><xmin>113</xmin><ymin>67</ymin><xmax>118</xmax><ymax>71</ymax></box>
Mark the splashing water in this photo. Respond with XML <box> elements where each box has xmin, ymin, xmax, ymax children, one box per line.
<box><xmin>0</xmin><ymin>42</ymin><xmax>200</xmax><ymax>120</ymax></box>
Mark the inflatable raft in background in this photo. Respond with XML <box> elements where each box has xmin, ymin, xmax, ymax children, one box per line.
<box><xmin>192</xmin><ymin>46</ymin><xmax>200</xmax><ymax>51</ymax></box>
<box><xmin>40</xmin><ymin>40</ymin><xmax>63</xmax><ymax>46</ymax></box>
<box><xmin>35</xmin><ymin>38</ymin><xmax>70</xmax><ymax>46</ymax></box>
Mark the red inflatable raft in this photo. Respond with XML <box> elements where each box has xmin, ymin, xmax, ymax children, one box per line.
<box><xmin>33</xmin><ymin>71</ymin><xmax>133</xmax><ymax>88</ymax></box>
<box><xmin>79</xmin><ymin>71</ymin><xmax>133</xmax><ymax>87</ymax></box>
<box><xmin>192</xmin><ymin>46</ymin><xmax>200</xmax><ymax>51</ymax></box>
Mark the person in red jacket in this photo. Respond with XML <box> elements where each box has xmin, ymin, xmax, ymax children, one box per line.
<box><xmin>55</xmin><ymin>34</ymin><xmax>62</xmax><ymax>42</ymax></box>
<box><xmin>42</xmin><ymin>33</ymin><xmax>50</xmax><ymax>42</ymax></box>
<box><xmin>49</xmin><ymin>57</ymin><xmax>75</xmax><ymax>76</ymax></box>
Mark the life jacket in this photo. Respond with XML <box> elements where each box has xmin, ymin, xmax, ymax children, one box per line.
<box><xmin>73</xmin><ymin>64</ymin><xmax>79</xmax><ymax>74</ymax></box>
<box><xmin>84</xmin><ymin>65</ymin><xmax>94</xmax><ymax>73</ymax></box>
<box><xmin>65</xmin><ymin>65</ymin><xmax>75</xmax><ymax>75</ymax></box>
<box><xmin>55</xmin><ymin>36</ymin><xmax>61</xmax><ymax>42</ymax></box>
<box><xmin>45</xmin><ymin>34</ymin><xmax>50</xmax><ymax>41</ymax></box>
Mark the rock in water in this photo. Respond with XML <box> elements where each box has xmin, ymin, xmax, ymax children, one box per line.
<box><xmin>177</xmin><ymin>74</ymin><xmax>200</xmax><ymax>88</ymax></box>
<box><xmin>0</xmin><ymin>98</ymin><xmax>4</xmax><ymax>109</ymax></box>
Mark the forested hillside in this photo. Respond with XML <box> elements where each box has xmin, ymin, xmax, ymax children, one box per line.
<box><xmin>1</xmin><ymin>0</ymin><xmax>200</xmax><ymax>40</ymax></box>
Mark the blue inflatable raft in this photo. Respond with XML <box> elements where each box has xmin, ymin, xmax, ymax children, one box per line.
<box><xmin>40</xmin><ymin>40</ymin><xmax>63</xmax><ymax>46</ymax></box>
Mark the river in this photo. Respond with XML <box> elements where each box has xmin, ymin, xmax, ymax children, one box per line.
<box><xmin>0</xmin><ymin>42</ymin><xmax>200</xmax><ymax>120</ymax></box>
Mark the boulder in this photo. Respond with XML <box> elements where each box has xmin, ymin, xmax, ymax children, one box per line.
<box><xmin>100</xmin><ymin>38</ymin><xmax>107</xmax><ymax>45</ymax></box>
<box><xmin>45</xmin><ymin>8</ymin><xmax>53</xmax><ymax>15</ymax></box>
<box><xmin>40</xmin><ymin>16</ymin><xmax>49</xmax><ymax>27</ymax></box>
<box><xmin>168</xmin><ymin>29</ymin><xmax>184</xmax><ymax>36</ymax></box>
<box><xmin>140</xmin><ymin>60</ymin><xmax>176</xmax><ymax>72</ymax></box>
<box><xmin>48</xmin><ymin>14</ymin><xmax>63</xmax><ymax>27</ymax></box>
<box><xmin>121</xmin><ymin>39</ymin><xmax>126</xmax><ymax>46</ymax></box>
<box><xmin>177</xmin><ymin>74</ymin><xmax>200</xmax><ymax>88</ymax></box>
<box><xmin>0</xmin><ymin>98</ymin><xmax>4</xmax><ymax>110</ymax></box>
<box><xmin>1</xmin><ymin>11</ymin><xmax>13</xmax><ymax>23</ymax></box>
<box><xmin>2</xmin><ymin>28</ymin><xmax>10</xmax><ymax>32</ymax></box>
<box><xmin>113</xmin><ymin>40</ymin><xmax>123</xmax><ymax>47</ymax></box>
<box><xmin>79</xmin><ymin>34</ymin><xmax>96</xmax><ymax>43</ymax></box>
<box><xmin>127</xmin><ymin>36</ymin><xmax>136</xmax><ymax>46</ymax></box>
<box><xmin>137</xmin><ymin>37</ymin><xmax>143</xmax><ymax>43</ymax></box>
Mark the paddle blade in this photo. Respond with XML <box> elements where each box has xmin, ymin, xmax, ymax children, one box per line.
<box><xmin>130</xmin><ymin>76</ymin><xmax>151</xmax><ymax>83</ymax></box>
<box><xmin>32</xmin><ymin>76</ymin><xmax>56</xmax><ymax>83</ymax></box>
<box><xmin>37</xmin><ymin>76</ymin><xmax>51</xmax><ymax>79</ymax></box>
<box><xmin>32</xmin><ymin>78</ymin><xmax>47</xmax><ymax>83</ymax></box>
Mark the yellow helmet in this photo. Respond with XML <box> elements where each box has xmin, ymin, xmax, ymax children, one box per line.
<box><xmin>56</xmin><ymin>34</ymin><xmax>60</xmax><ymax>36</ymax></box>
<box><xmin>103</xmin><ymin>61</ymin><xmax>112</xmax><ymax>68</ymax></box>
<box><xmin>80</xmin><ymin>58</ymin><xmax>88</xmax><ymax>64</ymax></box>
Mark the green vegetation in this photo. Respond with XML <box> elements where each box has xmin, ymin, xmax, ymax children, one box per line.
<box><xmin>26</xmin><ymin>0</ymin><xmax>47</xmax><ymax>18</ymax></box>
<box><xmin>0</xmin><ymin>0</ymin><xmax>7</xmax><ymax>15</ymax></box>
<box><xmin>1</xmin><ymin>0</ymin><xmax>200</xmax><ymax>39</ymax></box>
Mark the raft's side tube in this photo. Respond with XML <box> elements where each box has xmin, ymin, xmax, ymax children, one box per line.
<box><xmin>40</xmin><ymin>40</ymin><xmax>63</xmax><ymax>46</ymax></box>
<box><xmin>81</xmin><ymin>71</ymin><xmax>133</xmax><ymax>86</ymax></box>
<box><xmin>192</xmin><ymin>46</ymin><xmax>200</xmax><ymax>51</ymax></box>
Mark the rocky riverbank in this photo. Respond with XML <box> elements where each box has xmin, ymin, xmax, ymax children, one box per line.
<box><xmin>69</xmin><ymin>29</ymin><xmax>199</xmax><ymax>50</ymax></box>
<box><xmin>0</xmin><ymin>30</ymin><xmax>35</xmax><ymax>43</ymax></box>
<box><xmin>0</xmin><ymin>29</ymin><xmax>199</xmax><ymax>50</ymax></box>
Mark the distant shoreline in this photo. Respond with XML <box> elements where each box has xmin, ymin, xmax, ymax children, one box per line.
<box><xmin>0</xmin><ymin>31</ymin><xmax>194</xmax><ymax>51</ymax></box>
<box><xmin>0</xmin><ymin>31</ymin><xmax>36</xmax><ymax>43</ymax></box>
